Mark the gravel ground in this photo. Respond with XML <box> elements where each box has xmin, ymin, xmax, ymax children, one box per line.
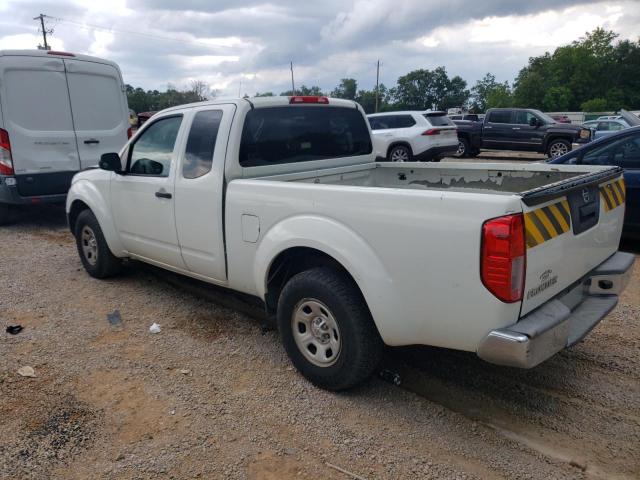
<box><xmin>0</xmin><ymin>199</ymin><xmax>638</xmax><ymax>479</ymax></box>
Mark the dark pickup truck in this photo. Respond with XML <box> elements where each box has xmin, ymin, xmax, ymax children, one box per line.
<box><xmin>454</xmin><ymin>108</ymin><xmax>592</xmax><ymax>158</ymax></box>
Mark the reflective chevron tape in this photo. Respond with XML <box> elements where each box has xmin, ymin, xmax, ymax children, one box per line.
<box><xmin>600</xmin><ymin>179</ymin><xmax>626</xmax><ymax>212</ymax></box>
<box><xmin>524</xmin><ymin>199</ymin><xmax>571</xmax><ymax>249</ymax></box>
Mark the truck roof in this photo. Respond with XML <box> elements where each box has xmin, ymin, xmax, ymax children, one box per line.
<box><xmin>0</xmin><ymin>49</ymin><xmax>120</xmax><ymax>68</ymax></box>
<box><xmin>160</xmin><ymin>96</ymin><xmax>360</xmax><ymax>114</ymax></box>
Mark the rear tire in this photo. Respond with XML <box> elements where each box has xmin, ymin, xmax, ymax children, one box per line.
<box><xmin>0</xmin><ymin>203</ymin><xmax>11</xmax><ymax>226</ymax></box>
<box><xmin>547</xmin><ymin>139</ymin><xmax>571</xmax><ymax>158</ymax></box>
<box><xmin>455</xmin><ymin>138</ymin><xmax>469</xmax><ymax>158</ymax></box>
<box><xmin>277</xmin><ymin>267</ymin><xmax>383</xmax><ymax>391</ymax></box>
<box><xmin>387</xmin><ymin>145</ymin><xmax>412</xmax><ymax>162</ymax></box>
<box><xmin>74</xmin><ymin>209</ymin><xmax>122</xmax><ymax>278</ymax></box>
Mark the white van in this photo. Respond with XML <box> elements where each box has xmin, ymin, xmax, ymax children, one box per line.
<box><xmin>0</xmin><ymin>50</ymin><xmax>130</xmax><ymax>223</ymax></box>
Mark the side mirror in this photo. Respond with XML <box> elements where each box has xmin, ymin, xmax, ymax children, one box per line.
<box><xmin>99</xmin><ymin>153</ymin><xmax>123</xmax><ymax>173</ymax></box>
<box><xmin>529</xmin><ymin>117</ymin><xmax>538</xmax><ymax>127</ymax></box>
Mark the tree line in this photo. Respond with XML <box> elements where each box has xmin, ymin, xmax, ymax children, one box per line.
<box><xmin>126</xmin><ymin>28</ymin><xmax>639</xmax><ymax>115</ymax></box>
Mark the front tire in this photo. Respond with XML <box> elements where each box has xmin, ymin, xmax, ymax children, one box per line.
<box><xmin>74</xmin><ymin>210</ymin><xmax>122</xmax><ymax>278</ymax></box>
<box><xmin>277</xmin><ymin>267</ymin><xmax>383</xmax><ymax>391</ymax></box>
<box><xmin>547</xmin><ymin>139</ymin><xmax>571</xmax><ymax>158</ymax></box>
<box><xmin>387</xmin><ymin>145</ymin><xmax>412</xmax><ymax>162</ymax></box>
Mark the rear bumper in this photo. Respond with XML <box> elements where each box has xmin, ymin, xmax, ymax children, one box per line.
<box><xmin>477</xmin><ymin>251</ymin><xmax>635</xmax><ymax>368</ymax></box>
<box><xmin>0</xmin><ymin>176</ymin><xmax>67</xmax><ymax>205</ymax></box>
<box><xmin>414</xmin><ymin>145</ymin><xmax>458</xmax><ymax>161</ymax></box>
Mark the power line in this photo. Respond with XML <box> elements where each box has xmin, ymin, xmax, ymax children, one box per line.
<box><xmin>44</xmin><ymin>14</ymin><xmax>232</xmax><ymax>50</ymax></box>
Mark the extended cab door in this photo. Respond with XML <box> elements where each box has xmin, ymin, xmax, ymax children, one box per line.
<box><xmin>0</xmin><ymin>55</ymin><xmax>80</xmax><ymax>192</ymax></box>
<box><xmin>482</xmin><ymin>110</ymin><xmax>515</xmax><ymax>149</ymax></box>
<box><xmin>512</xmin><ymin>110</ymin><xmax>545</xmax><ymax>149</ymax></box>
<box><xmin>173</xmin><ymin>104</ymin><xmax>236</xmax><ymax>281</ymax></box>
<box><xmin>111</xmin><ymin>114</ymin><xmax>186</xmax><ymax>269</ymax></box>
<box><xmin>64</xmin><ymin>59</ymin><xmax>129</xmax><ymax>170</ymax></box>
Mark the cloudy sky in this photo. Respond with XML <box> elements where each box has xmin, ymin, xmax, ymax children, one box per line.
<box><xmin>1</xmin><ymin>0</ymin><xmax>639</xmax><ymax>98</ymax></box>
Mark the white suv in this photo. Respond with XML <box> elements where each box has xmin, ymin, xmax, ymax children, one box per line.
<box><xmin>367</xmin><ymin>111</ymin><xmax>458</xmax><ymax>162</ymax></box>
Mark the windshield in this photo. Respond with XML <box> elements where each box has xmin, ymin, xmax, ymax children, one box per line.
<box><xmin>532</xmin><ymin>110</ymin><xmax>557</xmax><ymax>124</ymax></box>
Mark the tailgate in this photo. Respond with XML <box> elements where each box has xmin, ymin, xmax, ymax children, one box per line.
<box><xmin>520</xmin><ymin>167</ymin><xmax>625</xmax><ymax>315</ymax></box>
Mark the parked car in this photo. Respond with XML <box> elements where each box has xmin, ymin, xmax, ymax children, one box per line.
<box><xmin>367</xmin><ymin>111</ymin><xmax>458</xmax><ymax>161</ymax></box>
<box><xmin>66</xmin><ymin>95</ymin><xmax>633</xmax><ymax>390</ymax></box>
<box><xmin>550</xmin><ymin>114</ymin><xmax>572</xmax><ymax>124</ymax></box>
<box><xmin>137</xmin><ymin>111</ymin><xmax>157</xmax><ymax>128</ymax></box>
<box><xmin>458</xmin><ymin>108</ymin><xmax>592</xmax><ymax>158</ymax></box>
<box><xmin>0</xmin><ymin>49</ymin><xmax>130</xmax><ymax>225</ymax></box>
<box><xmin>550</xmin><ymin>110</ymin><xmax>640</xmax><ymax>235</ymax></box>
<box><xmin>582</xmin><ymin>118</ymin><xmax>629</xmax><ymax>139</ymax></box>
<box><xmin>449</xmin><ymin>114</ymin><xmax>480</xmax><ymax>121</ymax></box>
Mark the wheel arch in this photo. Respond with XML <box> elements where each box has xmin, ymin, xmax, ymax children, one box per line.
<box><xmin>66</xmin><ymin>180</ymin><xmax>126</xmax><ymax>256</ymax></box>
<box><xmin>254</xmin><ymin>216</ymin><xmax>395</xmax><ymax>342</ymax></box>
<box><xmin>386</xmin><ymin>141</ymin><xmax>413</xmax><ymax>159</ymax></box>
<box><xmin>544</xmin><ymin>134</ymin><xmax>572</xmax><ymax>152</ymax></box>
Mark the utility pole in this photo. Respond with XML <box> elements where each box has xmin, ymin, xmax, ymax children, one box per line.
<box><xmin>290</xmin><ymin>61</ymin><xmax>295</xmax><ymax>95</ymax></box>
<box><xmin>375</xmin><ymin>59</ymin><xmax>380</xmax><ymax>113</ymax></box>
<box><xmin>33</xmin><ymin>13</ymin><xmax>52</xmax><ymax>50</ymax></box>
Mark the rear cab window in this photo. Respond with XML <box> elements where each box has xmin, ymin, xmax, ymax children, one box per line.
<box><xmin>239</xmin><ymin>106</ymin><xmax>372</xmax><ymax>167</ymax></box>
<box><xmin>487</xmin><ymin>110</ymin><xmax>512</xmax><ymax>124</ymax></box>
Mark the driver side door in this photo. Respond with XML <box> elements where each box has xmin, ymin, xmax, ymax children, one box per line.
<box><xmin>111</xmin><ymin>114</ymin><xmax>187</xmax><ymax>269</ymax></box>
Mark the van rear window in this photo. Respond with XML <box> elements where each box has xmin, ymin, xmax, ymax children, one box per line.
<box><xmin>239</xmin><ymin>106</ymin><xmax>372</xmax><ymax>167</ymax></box>
<box><xmin>424</xmin><ymin>113</ymin><xmax>455</xmax><ymax>127</ymax></box>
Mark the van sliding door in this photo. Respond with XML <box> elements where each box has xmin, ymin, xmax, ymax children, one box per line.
<box><xmin>64</xmin><ymin>59</ymin><xmax>128</xmax><ymax>170</ymax></box>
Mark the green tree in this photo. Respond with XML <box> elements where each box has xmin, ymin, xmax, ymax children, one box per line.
<box><xmin>513</xmin><ymin>28</ymin><xmax>640</xmax><ymax>111</ymax></box>
<box><xmin>254</xmin><ymin>92</ymin><xmax>274</xmax><ymax>97</ymax></box>
<box><xmin>471</xmin><ymin>73</ymin><xmax>512</xmax><ymax>112</ymax></box>
<box><xmin>580</xmin><ymin>98</ymin><xmax>608</xmax><ymax>112</ymax></box>
<box><xmin>355</xmin><ymin>84</ymin><xmax>390</xmax><ymax>113</ymax></box>
<box><xmin>331</xmin><ymin>78</ymin><xmax>358</xmax><ymax>100</ymax></box>
<box><xmin>390</xmin><ymin>67</ymin><xmax>469</xmax><ymax>110</ymax></box>
<box><xmin>280</xmin><ymin>85</ymin><xmax>325</xmax><ymax>96</ymax></box>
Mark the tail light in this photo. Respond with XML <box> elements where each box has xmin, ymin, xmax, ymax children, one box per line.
<box><xmin>289</xmin><ymin>96</ymin><xmax>329</xmax><ymax>104</ymax></box>
<box><xmin>422</xmin><ymin>129</ymin><xmax>440</xmax><ymax>135</ymax></box>
<box><xmin>127</xmin><ymin>127</ymin><xmax>132</xmax><ymax>139</ymax></box>
<box><xmin>481</xmin><ymin>214</ymin><xmax>526</xmax><ymax>303</ymax></box>
<box><xmin>0</xmin><ymin>128</ymin><xmax>14</xmax><ymax>175</ymax></box>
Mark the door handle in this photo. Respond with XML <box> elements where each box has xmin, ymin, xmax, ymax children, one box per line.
<box><xmin>512</xmin><ymin>127</ymin><xmax>521</xmax><ymax>130</ymax></box>
<box><xmin>84</xmin><ymin>139</ymin><xmax>100</xmax><ymax>144</ymax></box>
<box><xmin>155</xmin><ymin>189</ymin><xmax>172</xmax><ymax>199</ymax></box>
<box><xmin>484</xmin><ymin>126</ymin><xmax>492</xmax><ymax>129</ymax></box>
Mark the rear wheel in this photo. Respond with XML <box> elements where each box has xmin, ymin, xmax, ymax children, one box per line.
<box><xmin>0</xmin><ymin>203</ymin><xmax>11</xmax><ymax>226</ymax></box>
<box><xmin>455</xmin><ymin>138</ymin><xmax>469</xmax><ymax>158</ymax></box>
<box><xmin>388</xmin><ymin>145</ymin><xmax>412</xmax><ymax>162</ymax></box>
<box><xmin>74</xmin><ymin>209</ymin><xmax>122</xmax><ymax>278</ymax></box>
<box><xmin>277</xmin><ymin>267</ymin><xmax>383</xmax><ymax>391</ymax></box>
<box><xmin>547</xmin><ymin>139</ymin><xmax>571</xmax><ymax>158</ymax></box>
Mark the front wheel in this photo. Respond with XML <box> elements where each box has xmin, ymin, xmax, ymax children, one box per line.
<box><xmin>277</xmin><ymin>267</ymin><xmax>383</xmax><ymax>391</ymax></box>
<box><xmin>388</xmin><ymin>145</ymin><xmax>412</xmax><ymax>162</ymax></box>
<box><xmin>74</xmin><ymin>210</ymin><xmax>122</xmax><ymax>278</ymax></box>
<box><xmin>547</xmin><ymin>139</ymin><xmax>571</xmax><ymax>158</ymax></box>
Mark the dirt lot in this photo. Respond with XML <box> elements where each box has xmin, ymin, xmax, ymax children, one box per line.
<box><xmin>1</xmin><ymin>200</ymin><xmax>639</xmax><ymax>479</ymax></box>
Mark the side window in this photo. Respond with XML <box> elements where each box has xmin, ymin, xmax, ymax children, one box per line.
<box><xmin>610</xmin><ymin>122</ymin><xmax>625</xmax><ymax>131</ymax></box>
<box><xmin>395</xmin><ymin>115</ymin><xmax>416</xmax><ymax>128</ymax></box>
<box><xmin>487</xmin><ymin>110</ymin><xmax>512</xmax><ymax>124</ymax></box>
<box><xmin>183</xmin><ymin>110</ymin><xmax>223</xmax><ymax>179</ymax></box>
<box><xmin>582</xmin><ymin>133</ymin><xmax>640</xmax><ymax>168</ymax></box>
<box><xmin>129</xmin><ymin>116</ymin><xmax>182</xmax><ymax>177</ymax></box>
<box><xmin>369</xmin><ymin>116</ymin><xmax>392</xmax><ymax>130</ymax></box>
<box><xmin>597</xmin><ymin>122</ymin><xmax>610</xmax><ymax>131</ymax></box>
<box><xmin>515</xmin><ymin>111</ymin><xmax>537</xmax><ymax>125</ymax></box>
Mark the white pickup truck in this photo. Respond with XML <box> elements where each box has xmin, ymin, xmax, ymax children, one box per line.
<box><xmin>66</xmin><ymin>96</ymin><xmax>634</xmax><ymax>390</ymax></box>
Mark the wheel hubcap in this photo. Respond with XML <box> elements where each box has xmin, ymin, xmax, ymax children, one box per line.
<box><xmin>292</xmin><ymin>299</ymin><xmax>341</xmax><ymax>367</ymax></box>
<box><xmin>81</xmin><ymin>226</ymin><xmax>98</xmax><ymax>266</ymax></box>
<box><xmin>456</xmin><ymin>141</ymin><xmax>465</xmax><ymax>156</ymax></box>
<box><xmin>390</xmin><ymin>148</ymin><xmax>409</xmax><ymax>162</ymax></box>
<box><xmin>550</xmin><ymin>142</ymin><xmax>568</xmax><ymax>157</ymax></box>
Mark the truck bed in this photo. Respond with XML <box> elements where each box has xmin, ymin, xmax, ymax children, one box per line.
<box><xmin>265</xmin><ymin>162</ymin><xmax>613</xmax><ymax>198</ymax></box>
